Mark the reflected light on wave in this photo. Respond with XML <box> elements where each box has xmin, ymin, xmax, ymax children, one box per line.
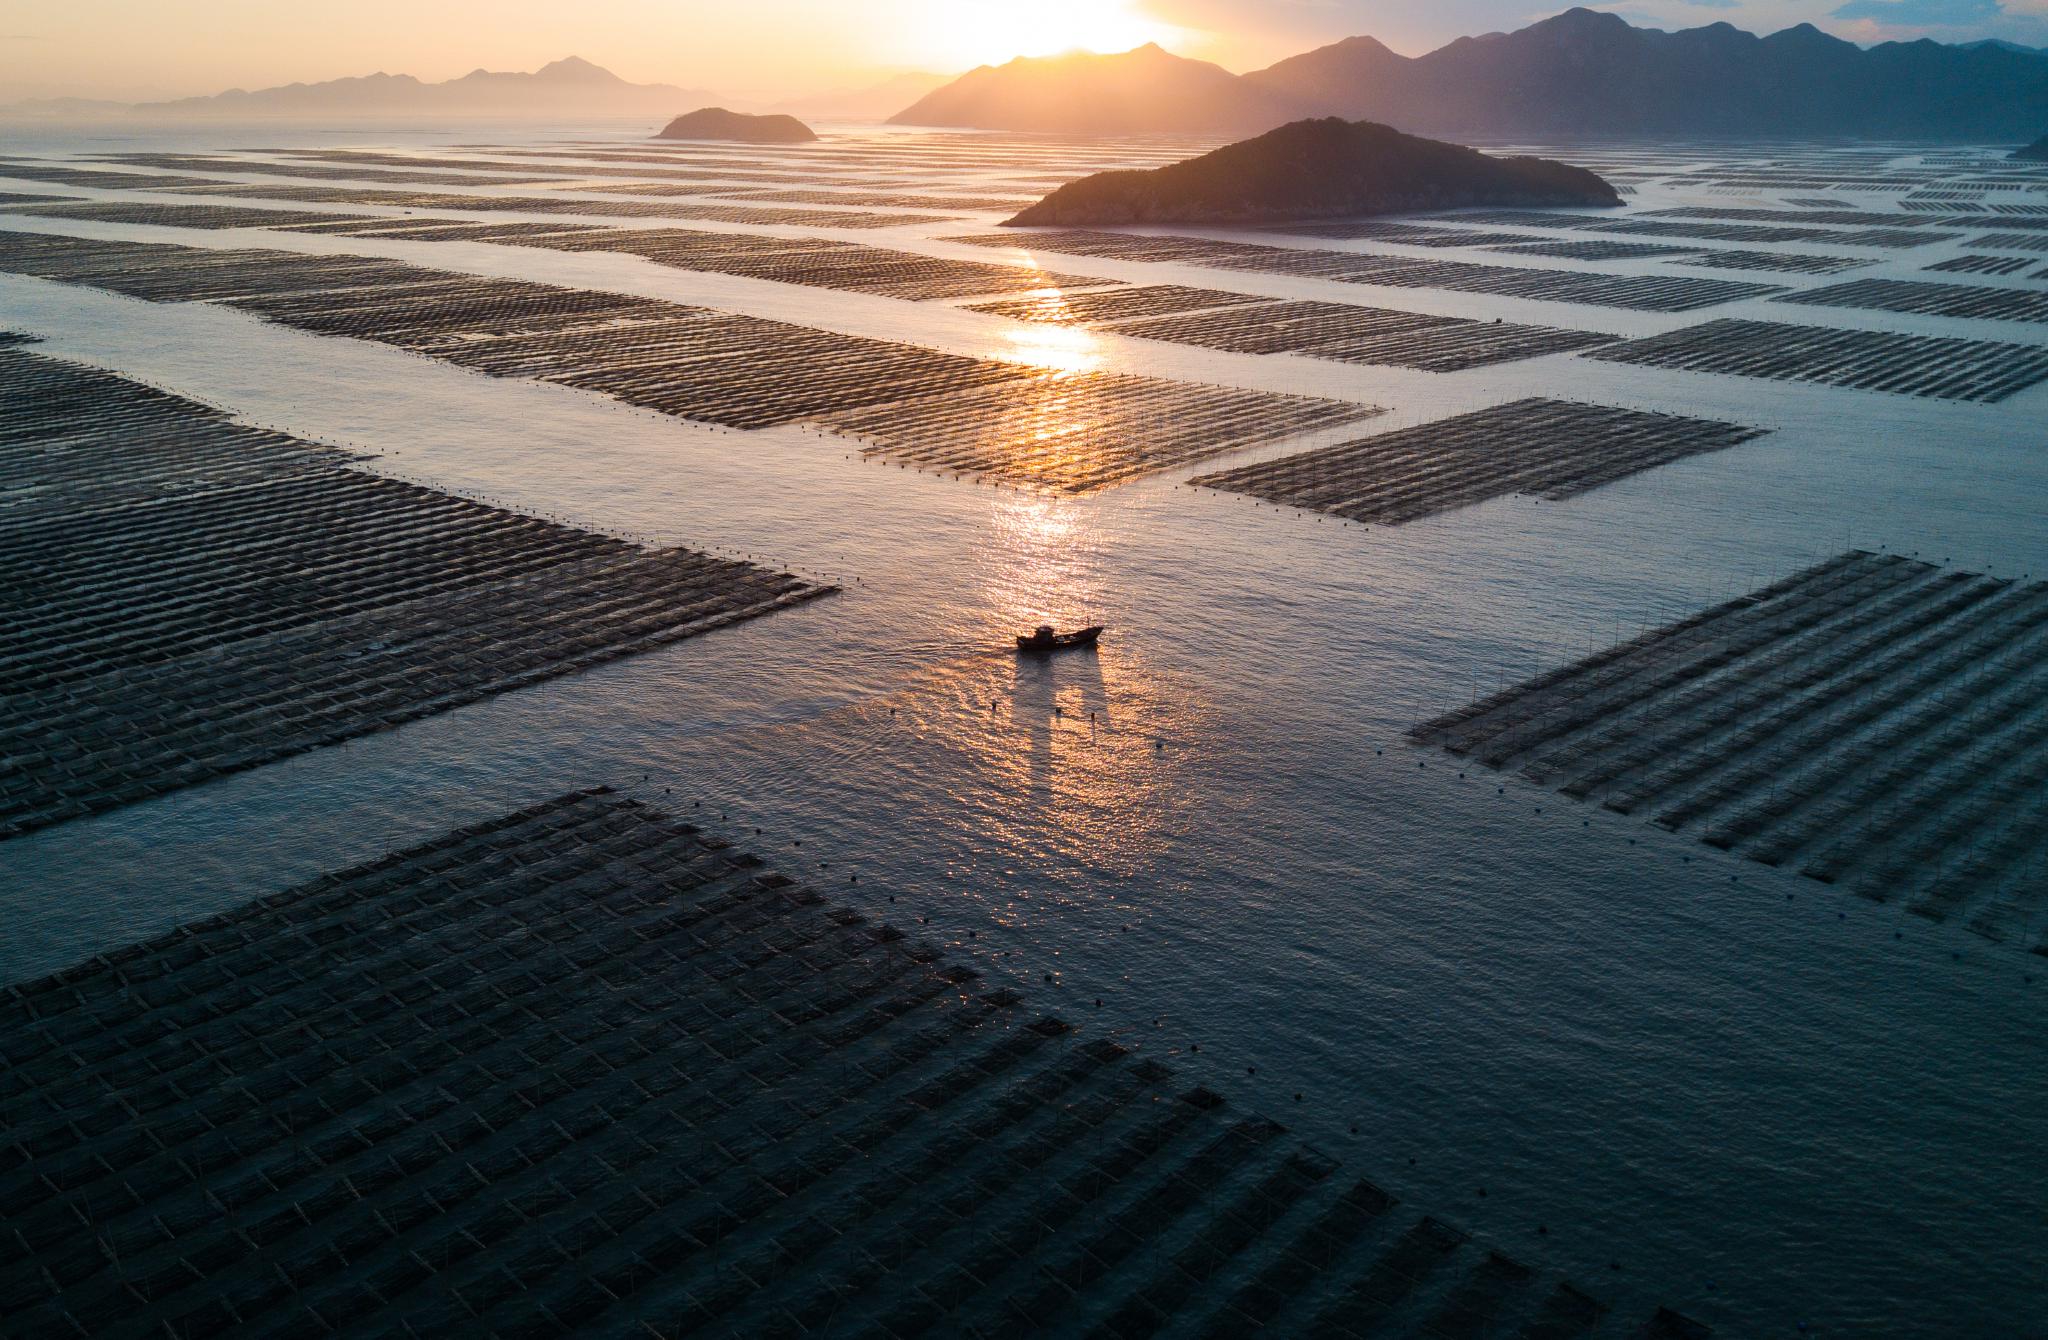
<box><xmin>996</xmin><ymin>317</ymin><xmax>1106</xmax><ymax>375</ymax></box>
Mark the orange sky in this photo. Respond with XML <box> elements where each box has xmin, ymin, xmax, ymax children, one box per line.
<box><xmin>3</xmin><ymin>0</ymin><xmax>2039</xmax><ymax>103</ymax></box>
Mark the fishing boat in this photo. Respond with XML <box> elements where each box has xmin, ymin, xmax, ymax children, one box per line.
<box><xmin>1016</xmin><ymin>624</ymin><xmax>1104</xmax><ymax>653</ymax></box>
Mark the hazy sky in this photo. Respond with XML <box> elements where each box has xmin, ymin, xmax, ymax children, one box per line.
<box><xmin>5</xmin><ymin>0</ymin><xmax>2044</xmax><ymax>102</ymax></box>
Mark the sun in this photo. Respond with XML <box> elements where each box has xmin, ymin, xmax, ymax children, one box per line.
<box><xmin>905</xmin><ymin>0</ymin><xmax>1184</xmax><ymax>68</ymax></box>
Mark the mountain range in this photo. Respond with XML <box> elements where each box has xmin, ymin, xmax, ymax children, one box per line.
<box><xmin>894</xmin><ymin>8</ymin><xmax>2048</xmax><ymax>140</ymax></box>
<box><xmin>121</xmin><ymin>56</ymin><xmax>708</xmax><ymax>119</ymax></box>
<box><xmin>886</xmin><ymin>43</ymin><xmax>1297</xmax><ymax>135</ymax></box>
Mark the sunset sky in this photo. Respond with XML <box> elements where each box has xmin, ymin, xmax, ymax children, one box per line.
<box><xmin>5</xmin><ymin>0</ymin><xmax>2044</xmax><ymax>102</ymax></box>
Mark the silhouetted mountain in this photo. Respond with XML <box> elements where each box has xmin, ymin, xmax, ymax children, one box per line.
<box><xmin>1242</xmin><ymin>9</ymin><xmax>2048</xmax><ymax>139</ymax></box>
<box><xmin>656</xmin><ymin>107</ymin><xmax>815</xmax><ymax>143</ymax></box>
<box><xmin>2016</xmin><ymin>135</ymin><xmax>2048</xmax><ymax>161</ymax></box>
<box><xmin>887</xmin><ymin>44</ymin><xmax>1305</xmax><ymax>135</ymax></box>
<box><xmin>135</xmin><ymin>57</ymin><xmax>714</xmax><ymax>119</ymax></box>
<box><xmin>1005</xmin><ymin>118</ymin><xmax>1617</xmax><ymax>226</ymax></box>
<box><xmin>1960</xmin><ymin>39</ymin><xmax>2047</xmax><ymax>58</ymax></box>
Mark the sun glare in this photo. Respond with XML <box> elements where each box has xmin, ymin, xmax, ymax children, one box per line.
<box><xmin>908</xmin><ymin>0</ymin><xmax>1182</xmax><ymax>69</ymax></box>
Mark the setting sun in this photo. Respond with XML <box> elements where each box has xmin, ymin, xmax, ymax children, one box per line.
<box><xmin>899</xmin><ymin>0</ymin><xmax>1184</xmax><ymax>69</ymax></box>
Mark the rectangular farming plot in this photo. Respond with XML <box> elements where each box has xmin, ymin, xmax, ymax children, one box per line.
<box><xmin>820</xmin><ymin>370</ymin><xmax>1380</xmax><ymax>493</ymax></box>
<box><xmin>1773</xmin><ymin>277</ymin><xmax>2048</xmax><ymax>324</ymax></box>
<box><xmin>162</xmin><ymin>182</ymin><xmax>949</xmax><ymax>228</ymax></box>
<box><xmin>961</xmin><ymin>229</ymin><xmax>1780</xmax><ymax>311</ymax></box>
<box><xmin>0</xmin><ymin>231</ymin><xmax>440</xmax><ymax>300</ymax></box>
<box><xmin>964</xmin><ymin>284</ymin><xmax>1270</xmax><ymax>325</ymax></box>
<box><xmin>1926</xmin><ymin>254</ymin><xmax>2035</xmax><ymax>276</ymax></box>
<box><xmin>1966</xmin><ymin>232</ymin><xmax>2048</xmax><ymax>253</ymax></box>
<box><xmin>1270</xmin><ymin>219</ymin><xmax>1544</xmax><ymax>248</ymax></box>
<box><xmin>0</xmin><ymin>787</ymin><xmax>1700</xmax><ymax>1340</ymax></box>
<box><xmin>1108</xmin><ymin>299</ymin><xmax>1617</xmax><ymax>371</ymax></box>
<box><xmin>0</xmin><ymin>348</ymin><xmax>828</xmax><ymax>839</ymax></box>
<box><xmin>1410</xmin><ymin>551</ymin><xmax>2048</xmax><ymax>942</ymax></box>
<box><xmin>1585</xmin><ymin>317</ymin><xmax>2048</xmax><ymax>403</ymax></box>
<box><xmin>0</xmin><ymin>232</ymin><xmax>1369</xmax><ymax>489</ymax></box>
<box><xmin>518</xmin><ymin>226</ymin><xmax>1111</xmax><ymax>301</ymax></box>
<box><xmin>0</xmin><ymin>200</ymin><xmax>384</xmax><ymax>230</ymax></box>
<box><xmin>1677</xmin><ymin>250</ymin><xmax>1870</xmax><ymax>274</ymax></box>
<box><xmin>1489</xmin><ymin>239</ymin><xmax>1700</xmax><ymax>260</ymax></box>
<box><xmin>1189</xmin><ymin>398</ymin><xmax>1763</xmax><ymax>525</ymax></box>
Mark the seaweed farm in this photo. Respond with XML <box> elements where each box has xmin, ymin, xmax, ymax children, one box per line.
<box><xmin>5</xmin><ymin>129</ymin><xmax>2048</xmax><ymax>1340</ymax></box>
<box><xmin>1773</xmin><ymin>276</ymin><xmax>2048</xmax><ymax>324</ymax></box>
<box><xmin>0</xmin><ymin>789</ymin><xmax>1703</xmax><ymax>1339</ymax></box>
<box><xmin>1410</xmin><ymin>551</ymin><xmax>2048</xmax><ymax>944</ymax></box>
<box><xmin>1585</xmin><ymin>317</ymin><xmax>2048</xmax><ymax>401</ymax></box>
<box><xmin>0</xmin><ymin>344</ymin><xmax>826</xmax><ymax>838</ymax></box>
<box><xmin>0</xmin><ymin>233</ymin><xmax>1372</xmax><ymax>488</ymax></box>
<box><xmin>970</xmin><ymin>288</ymin><xmax>1614</xmax><ymax>372</ymax></box>
<box><xmin>824</xmin><ymin>371</ymin><xmax>1376</xmax><ymax>492</ymax></box>
<box><xmin>957</xmin><ymin>231</ymin><xmax>1781</xmax><ymax>312</ymax></box>
<box><xmin>1190</xmin><ymin>399</ymin><xmax>1765</xmax><ymax>525</ymax></box>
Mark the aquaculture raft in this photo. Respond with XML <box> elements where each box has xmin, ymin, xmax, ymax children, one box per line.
<box><xmin>1190</xmin><ymin>398</ymin><xmax>1765</xmax><ymax>527</ymax></box>
<box><xmin>957</xmin><ymin>230</ymin><xmax>1783</xmax><ymax>313</ymax></box>
<box><xmin>0</xmin><ymin>233</ymin><xmax>1373</xmax><ymax>491</ymax></box>
<box><xmin>0</xmin><ymin>346</ymin><xmax>828</xmax><ymax>840</ymax></box>
<box><xmin>1411</xmin><ymin>551</ymin><xmax>2048</xmax><ymax>947</ymax></box>
<box><xmin>1585</xmin><ymin>317</ymin><xmax>2048</xmax><ymax>403</ymax></box>
<box><xmin>0</xmin><ymin>789</ymin><xmax>1709</xmax><ymax>1339</ymax></box>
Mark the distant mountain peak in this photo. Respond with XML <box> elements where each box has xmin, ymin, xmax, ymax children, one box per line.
<box><xmin>130</xmin><ymin>57</ymin><xmax>714</xmax><ymax>119</ymax></box>
<box><xmin>889</xmin><ymin>41</ymin><xmax>1307</xmax><ymax>134</ymax></box>
<box><xmin>535</xmin><ymin>56</ymin><xmax>618</xmax><ymax>81</ymax></box>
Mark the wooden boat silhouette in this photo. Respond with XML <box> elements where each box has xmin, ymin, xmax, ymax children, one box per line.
<box><xmin>1015</xmin><ymin>624</ymin><xmax>1104</xmax><ymax>654</ymax></box>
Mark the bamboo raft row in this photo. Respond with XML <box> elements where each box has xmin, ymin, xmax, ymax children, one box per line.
<box><xmin>1488</xmin><ymin>240</ymin><xmax>1702</xmax><ymax>261</ymax></box>
<box><xmin>504</xmin><ymin>226</ymin><xmax>1113</xmax><ymax>302</ymax></box>
<box><xmin>0</xmin><ymin>787</ymin><xmax>1707</xmax><ymax>1340</ymax></box>
<box><xmin>1925</xmin><ymin>254</ymin><xmax>2037</xmax><ymax>277</ymax></box>
<box><xmin>1598</xmin><ymin>220</ymin><xmax>1951</xmax><ymax>248</ymax></box>
<box><xmin>0</xmin><ymin>160</ymin><xmax>235</xmax><ymax>190</ymax></box>
<box><xmin>156</xmin><ymin>183</ymin><xmax>948</xmax><ymax>230</ymax></box>
<box><xmin>1584</xmin><ymin>317</ymin><xmax>2048</xmax><ymax>403</ymax></box>
<box><xmin>965</xmin><ymin>284</ymin><xmax>1271</xmax><ymax>325</ymax></box>
<box><xmin>1653</xmin><ymin>205</ymin><xmax>2029</xmax><ymax>231</ymax></box>
<box><xmin>1411</xmin><ymin>551</ymin><xmax>2048</xmax><ymax>947</ymax></box>
<box><xmin>967</xmin><ymin>286</ymin><xmax>1615</xmax><ymax>372</ymax></box>
<box><xmin>1647</xmin><ymin>206</ymin><xmax>1948</xmax><ymax>227</ymax></box>
<box><xmin>956</xmin><ymin>231</ymin><xmax>1782</xmax><ymax>313</ymax></box>
<box><xmin>1675</xmin><ymin>250</ymin><xmax>1870</xmax><ymax>275</ymax></box>
<box><xmin>1189</xmin><ymin>398</ymin><xmax>1764</xmax><ymax>526</ymax></box>
<box><xmin>0</xmin><ymin>349</ymin><xmax>829</xmax><ymax>840</ymax></box>
<box><xmin>0</xmin><ymin>233</ymin><xmax>452</xmax><ymax>301</ymax></box>
<box><xmin>1773</xmin><ymin>277</ymin><xmax>2048</xmax><ymax>324</ymax></box>
<box><xmin>0</xmin><ymin>233</ymin><xmax>1364</xmax><ymax>491</ymax></box>
<box><xmin>824</xmin><ymin>371</ymin><xmax>1379</xmax><ymax>493</ymax></box>
<box><xmin>0</xmin><ymin>200</ymin><xmax>387</xmax><ymax>230</ymax></box>
<box><xmin>280</xmin><ymin>219</ymin><xmax>608</xmax><ymax>242</ymax></box>
<box><xmin>704</xmin><ymin>188</ymin><xmax>1036</xmax><ymax>213</ymax></box>
<box><xmin>1970</xmin><ymin>232</ymin><xmax>2048</xmax><ymax>254</ymax></box>
<box><xmin>1266</xmin><ymin>219</ymin><xmax>1547</xmax><ymax>248</ymax></box>
<box><xmin>1110</xmin><ymin>299</ymin><xmax>1617</xmax><ymax>372</ymax></box>
<box><xmin>87</xmin><ymin>151</ymin><xmax>562</xmax><ymax>188</ymax></box>
<box><xmin>1585</xmin><ymin>219</ymin><xmax>1854</xmax><ymax>245</ymax></box>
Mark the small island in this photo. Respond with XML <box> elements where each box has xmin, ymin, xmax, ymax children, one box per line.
<box><xmin>2014</xmin><ymin>135</ymin><xmax>2048</xmax><ymax>161</ymax></box>
<box><xmin>1004</xmin><ymin>117</ymin><xmax>1618</xmax><ymax>227</ymax></box>
<box><xmin>654</xmin><ymin>106</ymin><xmax>816</xmax><ymax>143</ymax></box>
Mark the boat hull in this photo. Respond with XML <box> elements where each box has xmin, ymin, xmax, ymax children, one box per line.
<box><xmin>1016</xmin><ymin>625</ymin><xmax>1104</xmax><ymax>653</ymax></box>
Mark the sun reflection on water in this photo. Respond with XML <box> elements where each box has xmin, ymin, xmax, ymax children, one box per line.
<box><xmin>995</xmin><ymin>309</ymin><xmax>1105</xmax><ymax>375</ymax></box>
